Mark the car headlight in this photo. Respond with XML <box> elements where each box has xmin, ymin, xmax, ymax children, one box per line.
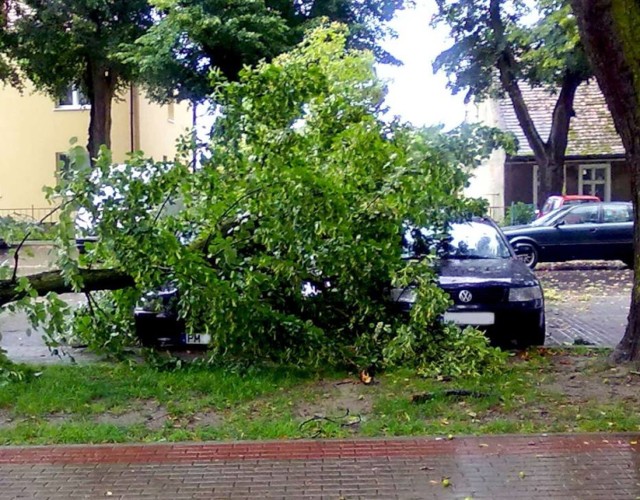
<box><xmin>508</xmin><ymin>285</ymin><xmax>542</xmax><ymax>302</ymax></box>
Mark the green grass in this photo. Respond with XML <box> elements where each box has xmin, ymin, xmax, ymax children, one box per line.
<box><xmin>0</xmin><ymin>349</ymin><xmax>638</xmax><ymax>445</ymax></box>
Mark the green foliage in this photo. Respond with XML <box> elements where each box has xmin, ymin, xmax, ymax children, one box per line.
<box><xmin>432</xmin><ymin>0</ymin><xmax>591</xmax><ymax>102</ymax></box>
<box><xmin>125</xmin><ymin>0</ymin><xmax>407</xmax><ymax>103</ymax></box>
<box><xmin>34</xmin><ymin>25</ymin><xmax>510</xmax><ymax>376</ymax></box>
<box><xmin>503</xmin><ymin>202</ymin><xmax>535</xmax><ymax>226</ymax></box>
<box><xmin>0</xmin><ymin>217</ymin><xmax>57</xmax><ymax>243</ymax></box>
<box><xmin>0</xmin><ymin>348</ymin><xmax>34</xmax><ymax>388</ymax></box>
<box><xmin>5</xmin><ymin>0</ymin><xmax>153</xmax><ymax>99</ymax></box>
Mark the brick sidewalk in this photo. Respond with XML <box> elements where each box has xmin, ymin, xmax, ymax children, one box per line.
<box><xmin>1</xmin><ymin>434</ymin><xmax>639</xmax><ymax>499</ymax></box>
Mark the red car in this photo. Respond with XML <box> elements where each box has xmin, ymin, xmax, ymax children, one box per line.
<box><xmin>537</xmin><ymin>195</ymin><xmax>601</xmax><ymax>218</ymax></box>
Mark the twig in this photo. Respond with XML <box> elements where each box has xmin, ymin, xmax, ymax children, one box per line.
<box><xmin>11</xmin><ymin>199</ymin><xmax>75</xmax><ymax>283</ymax></box>
<box><xmin>298</xmin><ymin>409</ymin><xmax>362</xmax><ymax>437</ymax></box>
<box><xmin>152</xmin><ymin>191</ymin><xmax>175</xmax><ymax>225</ymax></box>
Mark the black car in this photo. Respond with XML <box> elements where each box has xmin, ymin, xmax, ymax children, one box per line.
<box><xmin>392</xmin><ymin>218</ymin><xmax>545</xmax><ymax>348</ymax></box>
<box><xmin>503</xmin><ymin>202</ymin><xmax>633</xmax><ymax>269</ymax></box>
<box><xmin>135</xmin><ymin>218</ymin><xmax>545</xmax><ymax>349</ymax></box>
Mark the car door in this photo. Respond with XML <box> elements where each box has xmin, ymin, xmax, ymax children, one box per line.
<box><xmin>546</xmin><ymin>204</ymin><xmax>602</xmax><ymax>260</ymax></box>
<box><xmin>596</xmin><ymin>203</ymin><xmax>634</xmax><ymax>259</ymax></box>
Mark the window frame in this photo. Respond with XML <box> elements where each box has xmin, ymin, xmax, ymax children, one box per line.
<box><xmin>55</xmin><ymin>86</ymin><xmax>90</xmax><ymax>111</ymax></box>
<box><xmin>578</xmin><ymin>163</ymin><xmax>611</xmax><ymax>201</ymax></box>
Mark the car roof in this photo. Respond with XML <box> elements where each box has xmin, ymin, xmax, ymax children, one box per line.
<box><xmin>562</xmin><ymin>195</ymin><xmax>600</xmax><ymax>200</ymax></box>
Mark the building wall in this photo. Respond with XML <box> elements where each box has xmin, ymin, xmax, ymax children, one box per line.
<box><xmin>464</xmin><ymin>100</ymin><xmax>507</xmax><ymax>220</ymax></box>
<box><xmin>134</xmin><ymin>90</ymin><xmax>193</xmax><ymax>161</ymax></box>
<box><xmin>504</xmin><ymin>158</ymin><xmax>631</xmax><ymax>207</ymax></box>
<box><xmin>0</xmin><ymin>83</ymin><xmax>191</xmax><ymax>217</ymax></box>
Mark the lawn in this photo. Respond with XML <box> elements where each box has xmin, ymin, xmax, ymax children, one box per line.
<box><xmin>0</xmin><ymin>347</ymin><xmax>639</xmax><ymax>445</ymax></box>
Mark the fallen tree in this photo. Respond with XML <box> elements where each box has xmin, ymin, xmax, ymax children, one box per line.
<box><xmin>0</xmin><ymin>269</ymin><xmax>134</xmax><ymax>307</ymax></box>
<box><xmin>4</xmin><ymin>25</ymin><xmax>512</xmax><ymax>376</ymax></box>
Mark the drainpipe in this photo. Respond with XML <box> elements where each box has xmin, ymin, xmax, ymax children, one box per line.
<box><xmin>129</xmin><ymin>85</ymin><xmax>135</xmax><ymax>153</ymax></box>
<box><xmin>192</xmin><ymin>100</ymin><xmax>197</xmax><ymax>173</ymax></box>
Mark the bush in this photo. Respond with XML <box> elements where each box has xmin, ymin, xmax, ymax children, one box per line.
<box><xmin>504</xmin><ymin>202</ymin><xmax>535</xmax><ymax>226</ymax></box>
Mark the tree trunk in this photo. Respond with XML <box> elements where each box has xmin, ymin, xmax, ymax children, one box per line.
<box><xmin>0</xmin><ymin>269</ymin><xmax>134</xmax><ymax>307</ymax></box>
<box><xmin>570</xmin><ymin>0</ymin><xmax>640</xmax><ymax>362</ymax></box>
<box><xmin>536</xmin><ymin>157</ymin><xmax>565</xmax><ymax>208</ymax></box>
<box><xmin>86</xmin><ymin>64</ymin><xmax>116</xmax><ymax>163</ymax></box>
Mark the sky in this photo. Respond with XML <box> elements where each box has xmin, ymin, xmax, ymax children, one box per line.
<box><xmin>375</xmin><ymin>0</ymin><xmax>467</xmax><ymax>130</ymax></box>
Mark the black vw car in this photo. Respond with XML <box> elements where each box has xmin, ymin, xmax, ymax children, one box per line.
<box><xmin>502</xmin><ymin>202</ymin><xmax>633</xmax><ymax>269</ymax></box>
<box><xmin>135</xmin><ymin>218</ymin><xmax>546</xmax><ymax>349</ymax></box>
<box><xmin>392</xmin><ymin>218</ymin><xmax>545</xmax><ymax>348</ymax></box>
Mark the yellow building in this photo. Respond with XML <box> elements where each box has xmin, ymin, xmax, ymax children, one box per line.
<box><xmin>0</xmin><ymin>83</ymin><xmax>193</xmax><ymax>220</ymax></box>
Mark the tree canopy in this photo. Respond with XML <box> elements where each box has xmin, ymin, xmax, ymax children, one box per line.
<box><xmin>3</xmin><ymin>0</ymin><xmax>154</xmax><ymax>160</ymax></box>
<box><xmin>124</xmin><ymin>0</ymin><xmax>407</xmax><ymax>104</ymax></box>
<box><xmin>433</xmin><ymin>0</ymin><xmax>593</xmax><ymax>204</ymax></box>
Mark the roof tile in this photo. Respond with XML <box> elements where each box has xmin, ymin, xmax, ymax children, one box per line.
<box><xmin>498</xmin><ymin>81</ymin><xmax>624</xmax><ymax>157</ymax></box>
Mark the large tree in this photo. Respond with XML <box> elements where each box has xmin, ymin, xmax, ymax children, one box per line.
<box><xmin>433</xmin><ymin>0</ymin><xmax>593</xmax><ymax>206</ymax></box>
<box><xmin>123</xmin><ymin>0</ymin><xmax>407</xmax><ymax>104</ymax></box>
<box><xmin>3</xmin><ymin>0</ymin><xmax>154</xmax><ymax>161</ymax></box>
<box><xmin>570</xmin><ymin>0</ymin><xmax>640</xmax><ymax>362</ymax></box>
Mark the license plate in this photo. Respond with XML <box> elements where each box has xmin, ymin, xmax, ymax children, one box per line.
<box><xmin>444</xmin><ymin>311</ymin><xmax>495</xmax><ymax>326</ymax></box>
<box><xmin>183</xmin><ymin>333</ymin><xmax>211</xmax><ymax>345</ymax></box>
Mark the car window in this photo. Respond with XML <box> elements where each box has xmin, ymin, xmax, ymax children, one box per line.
<box><xmin>565</xmin><ymin>199</ymin><xmax>595</xmax><ymax>206</ymax></box>
<box><xmin>541</xmin><ymin>197</ymin><xmax>560</xmax><ymax>214</ymax></box>
<box><xmin>602</xmin><ymin>205</ymin><xmax>633</xmax><ymax>223</ymax></box>
<box><xmin>402</xmin><ymin>221</ymin><xmax>511</xmax><ymax>260</ymax></box>
<box><xmin>559</xmin><ymin>205</ymin><xmax>599</xmax><ymax>225</ymax></box>
<box><xmin>531</xmin><ymin>206</ymin><xmax>571</xmax><ymax>226</ymax></box>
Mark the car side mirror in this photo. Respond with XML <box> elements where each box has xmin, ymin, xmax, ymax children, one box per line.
<box><xmin>553</xmin><ymin>220</ymin><xmax>565</xmax><ymax>228</ymax></box>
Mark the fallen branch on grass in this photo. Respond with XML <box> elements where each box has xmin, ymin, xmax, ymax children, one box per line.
<box><xmin>411</xmin><ymin>389</ymin><xmax>489</xmax><ymax>404</ymax></box>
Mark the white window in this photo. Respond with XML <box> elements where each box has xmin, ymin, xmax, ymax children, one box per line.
<box><xmin>579</xmin><ymin>163</ymin><xmax>611</xmax><ymax>201</ymax></box>
<box><xmin>56</xmin><ymin>86</ymin><xmax>89</xmax><ymax>109</ymax></box>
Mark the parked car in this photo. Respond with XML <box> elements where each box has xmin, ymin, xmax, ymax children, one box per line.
<box><xmin>392</xmin><ymin>218</ymin><xmax>545</xmax><ymax>348</ymax></box>
<box><xmin>537</xmin><ymin>194</ymin><xmax>600</xmax><ymax>218</ymax></box>
<box><xmin>135</xmin><ymin>217</ymin><xmax>546</xmax><ymax>349</ymax></box>
<box><xmin>503</xmin><ymin>201</ymin><xmax>633</xmax><ymax>269</ymax></box>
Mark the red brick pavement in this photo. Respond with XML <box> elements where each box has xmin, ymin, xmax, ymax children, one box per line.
<box><xmin>1</xmin><ymin>434</ymin><xmax>639</xmax><ymax>499</ymax></box>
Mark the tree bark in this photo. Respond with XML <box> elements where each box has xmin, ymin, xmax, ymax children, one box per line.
<box><xmin>570</xmin><ymin>0</ymin><xmax>640</xmax><ymax>362</ymax></box>
<box><xmin>490</xmin><ymin>0</ymin><xmax>585</xmax><ymax>208</ymax></box>
<box><xmin>86</xmin><ymin>63</ymin><xmax>117</xmax><ymax>163</ymax></box>
<box><xmin>0</xmin><ymin>269</ymin><xmax>134</xmax><ymax>307</ymax></box>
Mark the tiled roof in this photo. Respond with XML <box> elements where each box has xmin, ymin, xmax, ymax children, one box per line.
<box><xmin>498</xmin><ymin>80</ymin><xmax>624</xmax><ymax>157</ymax></box>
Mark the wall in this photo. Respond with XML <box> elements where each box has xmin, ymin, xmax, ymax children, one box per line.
<box><xmin>464</xmin><ymin>99</ymin><xmax>506</xmax><ymax>219</ymax></box>
<box><xmin>0</xmin><ymin>83</ymin><xmax>191</xmax><ymax>217</ymax></box>
<box><xmin>134</xmin><ymin>90</ymin><xmax>193</xmax><ymax>162</ymax></box>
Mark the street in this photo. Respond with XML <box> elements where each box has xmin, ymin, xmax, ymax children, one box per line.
<box><xmin>0</xmin><ymin>246</ymin><xmax>633</xmax><ymax>363</ymax></box>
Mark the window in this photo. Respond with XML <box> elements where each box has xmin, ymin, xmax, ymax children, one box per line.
<box><xmin>56</xmin><ymin>86</ymin><xmax>89</xmax><ymax>109</ymax></box>
<box><xmin>560</xmin><ymin>205</ymin><xmax>599</xmax><ymax>225</ymax></box>
<box><xmin>55</xmin><ymin>153</ymin><xmax>71</xmax><ymax>181</ymax></box>
<box><xmin>579</xmin><ymin>164</ymin><xmax>611</xmax><ymax>201</ymax></box>
<box><xmin>603</xmin><ymin>204</ymin><xmax>633</xmax><ymax>223</ymax></box>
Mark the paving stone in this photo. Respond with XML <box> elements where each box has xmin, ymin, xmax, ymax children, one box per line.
<box><xmin>0</xmin><ymin>434</ymin><xmax>639</xmax><ymax>498</ymax></box>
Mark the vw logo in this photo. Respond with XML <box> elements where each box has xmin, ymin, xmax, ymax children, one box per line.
<box><xmin>458</xmin><ymin>290</ymin><xmax>473</xmax><ymax>303</ymax></box>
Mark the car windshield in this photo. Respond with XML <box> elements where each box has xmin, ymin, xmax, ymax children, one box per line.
<box><xmin>402</xmin><ymin>221</ymin><xmax>512</xmax><ymax>260</ymax></box>
<box><xmin>530</xmin><ymin>207</ymin><xmax>571</xmax><ymax>226</ymax></box>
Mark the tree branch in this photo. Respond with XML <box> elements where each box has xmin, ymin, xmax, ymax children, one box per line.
<box><xmin>547</xmin><ymin>71</ymin><xmax>584</xmax><ymax>162</ymax></box>
<box><xmin>11</xmin><ymin>198</ymin><xmax>76</xmax><ymax>283</ymax></box>
<box><xmin>0</xmin><ymin>269</ymin><xmax>134</xmax><ymax>307</ymax></box>
<box><xmin>489</xmin><ymin>0</ymin><xmax>547</xmax><ymax>161</ymax></box>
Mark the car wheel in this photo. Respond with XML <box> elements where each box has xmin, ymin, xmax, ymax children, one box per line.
<box><xmin>516</xmin><ymin>243</ymin><xmax>539</xmax><ymax>269</ymax></box>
